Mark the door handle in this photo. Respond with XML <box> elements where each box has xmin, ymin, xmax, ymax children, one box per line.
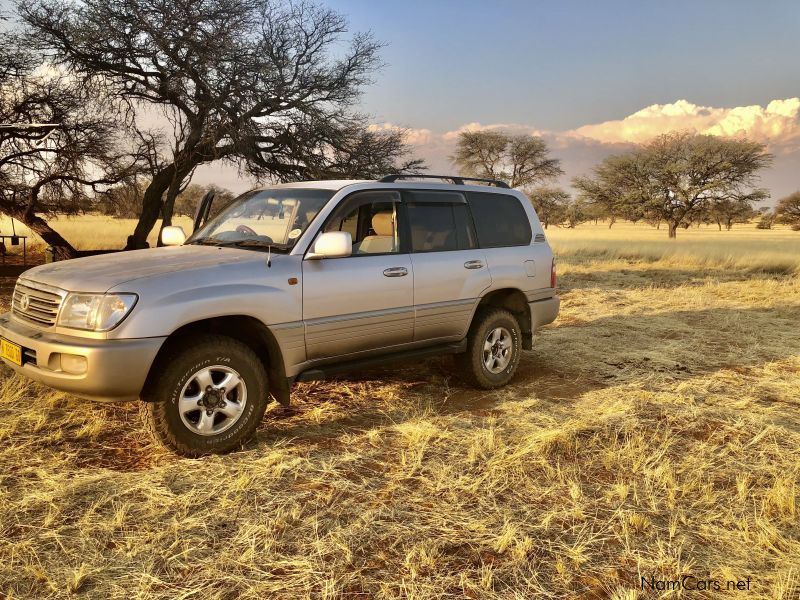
<box><xmin>383</xmin><ymin>267</ymin><xmax>408</xmax><ymax>277</ymax></box>
<box><xmin>464</xmin><ymin>260</ymin><xmax>485</xmax><ymax>270</ymax></box>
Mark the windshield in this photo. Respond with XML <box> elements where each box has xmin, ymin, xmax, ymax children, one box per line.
<box><xmin>189</xmin><ymin>188</ymin><xmax>336</xmax><ymax>249</ymax></box>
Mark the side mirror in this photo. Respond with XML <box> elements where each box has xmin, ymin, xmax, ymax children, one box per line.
<box><xmin>161</xmin><ymin>226</ymin><xmax>187</xmax><ymax>246</ymax></box>
<box><xmin>306</xmin><ymin>231</ymin><xmax>352</xmax><ymax>260</ymax></box>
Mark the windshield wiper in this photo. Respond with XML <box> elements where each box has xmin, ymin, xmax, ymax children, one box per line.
<box><xmin>232</xmin><ymin>240</ymin><xmax>288</xmax><ymax>250</ymax></box>
<box><xmin>190</xmin><ymin>237</ymin><xmax>237</xmax><ymax>246</ymax></box>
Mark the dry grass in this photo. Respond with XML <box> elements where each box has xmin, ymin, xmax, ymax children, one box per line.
<box><xmin>1</xmin><ymin>223</ymin><xmax>799</xmax><ymax>598</ymax></box>
<box><xmin>547</xmin><ymin>221</ymin><xmax>800</xmax><ymax>276</ymax></box>
<box><xmin>0</xmin><ymin>215</ymin><xmax>194</xmax><ymax>253</ymax></box>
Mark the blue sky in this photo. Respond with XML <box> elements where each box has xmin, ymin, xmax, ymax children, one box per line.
<box><xmin>3</xmin><ymin>0</ymin><xmax>799</xmax><ymax>198</ymax></box>
<box><xmin>302</xmin><ymin>0</ymin><xmax>799</xmax><ymax>201</ymax></box>
<box><xmin>328</xmin><ymin>0</ymin><xmax>800</xmax><ymax>132</ymax></box>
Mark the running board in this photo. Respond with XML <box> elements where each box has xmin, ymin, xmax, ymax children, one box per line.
<box><xmin>295</xmin><ymin>340</ymin><xmax>466</xmax><ymax>382</ymax></box>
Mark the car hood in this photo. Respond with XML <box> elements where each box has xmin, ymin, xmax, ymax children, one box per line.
<box><xmin>21</xmin><ymin>245</ymin><xmax>270</xmax><ymax>292</ymax></box>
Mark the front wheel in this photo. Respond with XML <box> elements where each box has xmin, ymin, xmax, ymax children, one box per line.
<box><xmin>456</xmin><ymin>308</ymin><xmax>522</xmax><ymax>389</ymax></box>
<box><xmin>141</xmin><ymin>334</ymin><xmax>269</xmax><ymax>457</ymax></box>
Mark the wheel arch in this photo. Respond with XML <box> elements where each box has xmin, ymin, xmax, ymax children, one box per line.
<box><xmin>474</xmin><ymin>288</ymin><xmax>532</xmax><ymax>350</ymax></box>
<box><xmin>141</xmin><ymin>315</ymin><xmax>291</xmax><ymax>405</ymax></box>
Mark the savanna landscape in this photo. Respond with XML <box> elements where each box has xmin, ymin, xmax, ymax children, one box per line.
<box><xmin>3</xmin><ymin>0</ymin><xmax>800</xmax><ymax>597</ymax></box>
<box><xmin>1</xmin><ymin>220</ymin><xmax>798</xmax><ymax>599</ymax></box>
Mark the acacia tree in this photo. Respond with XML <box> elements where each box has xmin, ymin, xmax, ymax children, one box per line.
<box><xmin>451</xmin><ymin>130</ymin><xmax>562</xmax><ymax>188</ymax></box>
<box><xmin>707</xmin><ymin>195</ymin><xmax>761</xmax><ymax>230</ymax></box>
<box><xmin>775</xmin><ymin>191</ymin><xmax>800</xmax><ymax>230</ymax></box>
<box><xmin>22</xmin><ymin>0</ymin><xmax>422</xmax><ymax>250</ymax></box>
<box><xmin>525</xmin><ymin>186</ymin><xmax>570</xmax><ymax>228</ymax></box>
<box><xmin>574</xmin><ymin>132</ymin><xmax>772</xmax><ymax>238</ymax></box>
<box><xmin>0</xmin><ymin>32</ymin><xmax>144</xmax><ymax>258</ymax></box>
<box><xmin>573</xmin><ymin>153</ymin><xmax>660</xmax><ymax>228</ymax></box>
<box><xmin>562</xmin><ymin>199</ymin><xmax>592</xmax><ymax>229</ymax></box>
<box><xmin>173</xmin><ymin>183</ymin><xmax>235</xmax><ymax>218</ymax></box>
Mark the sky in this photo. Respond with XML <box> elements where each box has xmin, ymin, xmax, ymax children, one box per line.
<box><xmin>4</xmin><ymin>0</ymin><xmax>799</xmax><ymax>200</ymax></box>
<box><xmin>193</xmin><ymin>0</ymin><xmax>800</xmax><ymax>202</ymax></box>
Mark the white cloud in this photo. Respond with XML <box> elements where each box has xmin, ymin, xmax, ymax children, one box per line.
<box><xmin>367</xmin><ymin>122</ymin><xmax>434</xmax><ymax>146</ymax></box>
<box><xmin>195</xmin><ymin>97</ymin><xmax>800</xmax><ymax>201</ymax></box>
<box><xmin>570</xmin><ymin>98</ymin><xmax>800</xmax><ymax>148</ymax></box>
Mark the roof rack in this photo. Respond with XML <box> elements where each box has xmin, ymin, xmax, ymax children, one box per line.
<box><xmin>378</xmin><ymin>174</ymin><xmax>510</xmax><ymax>189</ymax></box>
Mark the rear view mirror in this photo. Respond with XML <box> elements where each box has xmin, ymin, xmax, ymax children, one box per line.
<box><xmin>306</xmin><ymin>231</ymin><xmax>352</xmax><ymax>260</ymax></box>
<box><xmin>161</xmin><ymin>226</ymin><xmax>187</xmax><ymax>246</ymax></box>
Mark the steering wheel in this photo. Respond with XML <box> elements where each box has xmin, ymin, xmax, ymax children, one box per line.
<box><xmin>235</xmin><ymin>224</ymin><xmax>257</xmax><ymax>236</ymax></box>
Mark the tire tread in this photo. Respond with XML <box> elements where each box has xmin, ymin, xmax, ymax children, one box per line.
<box><xmin>141</xmin><ymin>334</ymin><xmax>267</xmax><ymax>457</ymax></box>
<box><xmin>456</xmin><ymin>307</ymin><xmax>521</xmax><ymax>389</ymax></box>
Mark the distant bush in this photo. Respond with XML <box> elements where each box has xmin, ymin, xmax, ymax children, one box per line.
<box><xmin>756</xmin><ymin>212</ymin><xmax>775</xmax><ymax>229</ymax></box>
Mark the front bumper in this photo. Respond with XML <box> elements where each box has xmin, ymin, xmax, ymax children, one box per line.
<box><xmin>530</xmin><ymin>296</ymin><xmax>560</xmax><ymax>329</ymax></box>
<box><xmin>0</xmin><ymin>312</ymin><xmax>165</xmax><ymax>402</ymax></box>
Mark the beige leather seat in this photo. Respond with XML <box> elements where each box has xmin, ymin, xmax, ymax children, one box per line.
<box><xmin>356</xmin><ymin>211</ymin><xmax>396</xmax><ymax>254</ymax></box>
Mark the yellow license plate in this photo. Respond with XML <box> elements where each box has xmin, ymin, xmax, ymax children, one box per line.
<box><xmin>1</xmin><ymin>338</ymin><xmax>22</xmax><ymax>366</ymax></box>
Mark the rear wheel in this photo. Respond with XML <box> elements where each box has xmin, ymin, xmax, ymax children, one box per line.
<box><xmin>457</xmin><ymin>308</ymin><xmax>522</xmax><ymax>389</ymax></box>
<box><xmin>142</xmin><ymin>334</ymin><xmax>268</xmax><ymax>457</ymax></box>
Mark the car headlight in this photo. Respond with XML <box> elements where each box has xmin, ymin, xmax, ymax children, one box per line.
<box><xmin>57</xmin><ymin>293</ymin><xmax>138</xmax><ymax>331</ymax></box>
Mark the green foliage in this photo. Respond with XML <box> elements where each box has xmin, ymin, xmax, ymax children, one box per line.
<box><xmin>775</xmin><ymin>191</ymin><xmax>800</xmax><ymax>228</ymax></box>
<box><xmin>525</xmin><ymin>186</ymin><xmax>570</xmax><ymax>228</ymax></box>
<box><xmin>22</xmin><ymin>0</ymin><xmax>421</xmax><ymax>248</ymax></box>
<box><xmin>573</xmin><ymin>132</ymin><xmax>772</xmax><ymax>238</ymax></box>
<box><xmin>756</xmin><ymin>211</ymin><xmax>775</xmax><ymax>230</ymax></box>
<box><xmin>174</xmin><ymin>184</ymin><xmax>236</xmax><ymax>219</ymax></box>
<box><xmin>452</xmin><ymin>130</ymin><xmax>562</xmax><ymax>188</ymax></box>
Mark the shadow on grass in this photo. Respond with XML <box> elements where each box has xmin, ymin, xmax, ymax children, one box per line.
<box><xmin>2</xmin><ymin>302</ymin><xmax>797</xmax><ymax>467</ymax></box>
<box><xmin>253</xmin><ymin>303</ymin><xmax>800</xmax><ymax>448</ymax></box>
<box><xmin>559</xmin><ymin>264</ymin><xmax>793</xmax><ymax>292</ymax></box>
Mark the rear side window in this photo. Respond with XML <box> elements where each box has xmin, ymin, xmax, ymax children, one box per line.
<box><xmin>466</xmin><ymin>192</ymin><xmax>532</xmax><ymax>248</ymax></box>
<box><xmin>405</xmin><ymin>191</ymin><xmax>476</xmax><ymax>252</ymax></box>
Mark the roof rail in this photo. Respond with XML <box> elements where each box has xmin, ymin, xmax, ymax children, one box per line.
<box><xmin>378</xmin><ymin>174</ymin><xmax>510</xmax><ymax>189</ymax></box>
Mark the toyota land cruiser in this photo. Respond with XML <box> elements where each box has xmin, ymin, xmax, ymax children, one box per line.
<box><xmin>0</xmin><ymin>175</ymin><xmax>559</xmax><ymax>456</ymax></box>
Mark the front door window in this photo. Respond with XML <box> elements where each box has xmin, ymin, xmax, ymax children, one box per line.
<box><xmin>323</xmin><ymin>191</ymin><xmax>401</xmax><ymax>255</ymax></box>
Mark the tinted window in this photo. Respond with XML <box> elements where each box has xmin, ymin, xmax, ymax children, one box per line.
<box><xmin>407</xmin><ymin>204</ymin><xmax>456</xmax><ymax>252</ymax></box>
<box><xmin>453</xmin><ymin>203</ymin><xmax>478</xmax><ymax>249</ymax></box>
<box><xmin>466</xmin><ymin>192</ymin><xmax>532</xmax><ymax>248</ymax></box>
<box><xmin>406</xmin><ymin>201</ymin><xmax>476</xmax><ymax>253</ymax></box>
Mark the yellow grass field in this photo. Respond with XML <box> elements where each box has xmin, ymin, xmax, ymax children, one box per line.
<box><xmin>0</xmin><ymin>215</ymin><xmax>195</xmax><ymax>256</ymax></box>
<box><xmin>0</xmin><ymin>221</ymin><xmax>799</xmax><ymax>598</ymax></box>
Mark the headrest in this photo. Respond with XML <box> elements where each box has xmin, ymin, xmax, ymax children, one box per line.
<box><xmin>372</xmin><ymin>211</ymin><xmax>394</xmax><ymax>236</ymax></box>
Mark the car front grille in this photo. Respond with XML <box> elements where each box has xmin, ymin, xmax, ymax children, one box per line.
<box><xmin>12</xmin><ymin>280</ymin><xmax>66</xmax><ymax>328</ymax></box>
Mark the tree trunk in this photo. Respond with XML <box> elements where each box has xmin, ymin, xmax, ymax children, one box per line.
<box><xmin>668</xmin><ymin>221</ymin><xmax>678</xmax><ymax>239</ymax></box>
<box><xmin>157</xmin><ymin>170</ymin><xmax>187</xmax><ymax>246</ymax></box>
<box><xmin>125</xmin><ymin>165</ymin><xmax>176</xmax><ymax>250</ymax></box>
<box><xmin>716</xmin><ymin>221</ymin><xmax>722</xmax><ymax>231</ymax></box>
<box><xmin>10</xmin><ymin>210</ymin><xmax>78</xmax><ymax>260</ymax></box>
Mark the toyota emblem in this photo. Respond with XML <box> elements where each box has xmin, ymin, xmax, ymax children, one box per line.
<box><xmin>19</xmin><ymin>293</ymin><xmax>30</xmax><ymax>312</ymax></box>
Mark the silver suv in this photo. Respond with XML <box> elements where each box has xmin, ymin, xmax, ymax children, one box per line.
<box><xmin>0</xmin><ymin>175</ymin><xmax>559</xmax><ymax>456</ymax></box>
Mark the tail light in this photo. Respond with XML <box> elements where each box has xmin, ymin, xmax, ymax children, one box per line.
<box><xmin>550</xmin><ymin>258</ymin><xmax>557</xmax><ymax>289</ymax></box>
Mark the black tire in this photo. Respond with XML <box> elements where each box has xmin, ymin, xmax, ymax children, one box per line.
<box><xmin>456</xmin><ymin>308</ymin><xmax>522</xmax><ymax>389</ymax></box>
<box><xmin>141</xmin><ymin>334</ymin><xmax>268</xmax><ymax>457</ymax></box>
